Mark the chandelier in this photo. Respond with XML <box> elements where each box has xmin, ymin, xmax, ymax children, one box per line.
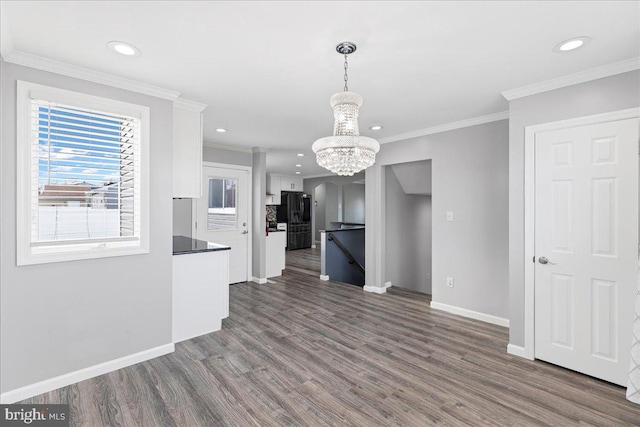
<box><xmin>312</xmin><ymin>42</ymin><xmax>380</xmax><ymax>176</ymax></box>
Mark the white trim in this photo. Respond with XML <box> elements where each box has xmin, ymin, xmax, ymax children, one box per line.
<box><xmin>252</xmin><ymin>276</ymin><xmax>267</xmax><ymax>284</ymax></box>
<box><xmin>502</xmin><ymin>57</ymin><xmax>640</xmax><ymax>100</ymax></box>
<box><xmin>384</xmin><ymin>281</ymin><xmax>392</xmax><ymax>288</ymax></box>
<box><xmin>16</xmin><ymin>81</ymin><xmax>150</xmax><ymax>266</ymax></box>
<box><xmin>430</xmin><ymin>301</ymin><xmax>509</xmax><ymax>327</ymax></box>
<box><xmin>378</xmin><ymin>111</ymin><xmax>509</xmax><ymax>144</ymax></box>
<box><xmin>203</xmin><ymin>141</ymin><xmax>253</xmax><ymax>153</ymax></box>
<box><xmin>319</xmin><ymin>274</ymin><xmax>329</xmax><ymax>281</ymax></box>
<box><xmin>174</xmin><ymin>98</ymin><xmax>207</xmax><ymax>112</ymax></box>
<box><xmin>3</xmin><ymin>50</ymin><xmax>180</xmax><ymax>101</ymax></box>
<box><xmin>0</xmin><ymin>343</ymin><xmax>174</xmax><ymax>404</ymax></box>
<box><xmin>363</xmin><ymin>285</ymin><xmax>387</xmax><ymax>294</ymax></box>
<box><xmin>311</xmin><ymin>244</ymin><xmax>317</xmax><ymax>249</ymax></box>
<box><xmin>507</xmin><ymin>344</ymin><xmax>531</xmax><ymax>360</ymax></box>
<box><xmin>523</xmin><ymin>107</ymin><xmax>640</xmax><ymax>361</ymax></box>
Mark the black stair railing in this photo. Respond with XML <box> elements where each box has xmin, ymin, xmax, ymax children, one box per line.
<box><xmin>327</xmin><ymin>233</ymin><xmax>365</xmax><ymax>274</ymax></box>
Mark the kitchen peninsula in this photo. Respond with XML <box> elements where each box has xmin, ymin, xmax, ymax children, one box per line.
<box><xmin>172</xmin><ymin>236</ymin><xmax>230</xmax><ymax>343</ymax></box>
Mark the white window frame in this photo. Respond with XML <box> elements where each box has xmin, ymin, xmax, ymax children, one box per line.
<box><xmin>16</xmin><ymin>81</ymin><xmax>150</xmax><ymax>265</ymax></box>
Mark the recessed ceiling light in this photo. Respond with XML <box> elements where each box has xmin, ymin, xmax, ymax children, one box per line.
<box><xmin>369</xmin><ymin>125</ymin><xmax>383</xmax><ymax>131</ymax></box>
<box><xmin>553</xmin><ymin>36</ymin><xmax>591</xmax><ymax>53</ymax></box>
<box><xmin>296</xmin><ymin>164</ymin><xmax>302</xmax><ymax>167</ymax></box>
<box><xmin>297</xmin><ymin>153</ymin><xmax>305</xmax><ymax>157</ymax></box>
<box><xmin>107</xmin><ymin>41</ymin><xmax>141</xmax><ymax>57</ymax></box>
<box><xmin>295</xmin><ymin>172</ymin><xmax>301</xmax><ymax>175</ymax></box>
<box><xmin>215</xmin><ymin>128</ymin><xmax>227</xmax><ymax>133</ymax></box>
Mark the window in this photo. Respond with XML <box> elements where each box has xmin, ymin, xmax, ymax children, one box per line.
<box><xmin>17</xmin><ymin>81</ymin><xmax>149</xmax><ymax>265</ymax></box>
<box><xmin>207</xmin><ymin>177</ymin><xmax>237</xmax><ymax>230</ymax></box>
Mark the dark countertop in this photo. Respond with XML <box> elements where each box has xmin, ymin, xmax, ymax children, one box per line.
<box><xmin>267</xmin><ymin>229</ymin><xmax>286</xmax><ymax>232</ymax></box>
<box><xmin>321</xmin><ymin>226</ymin><xmax>365</xmax><ymax>233</ymax></box>
<box><xmin>173</xmin><ymin>236</ymin><xmax>231</xmax><ymax>255</ymax></box>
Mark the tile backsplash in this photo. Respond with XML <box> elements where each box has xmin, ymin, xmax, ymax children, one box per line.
<box><xmin>266</xmin><ymin>205</ymin><xmax>277</xmax><ymax>223</ymax></box>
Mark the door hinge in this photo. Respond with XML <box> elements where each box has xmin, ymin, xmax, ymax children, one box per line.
<box><xmin>195</xmin><ymin>222</ymin><xmax>198</xmax><ymax>230</ymax></box>
<box><xmin>533</xmin><ymin>256</ymin><xmax>535</xmax><ymax>263</ymax></box>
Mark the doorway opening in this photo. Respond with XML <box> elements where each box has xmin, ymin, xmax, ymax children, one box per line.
<box><xmin>384</xmin><ymin>160</ymin><xmax>432</xmax><ymax>295</ymax></box>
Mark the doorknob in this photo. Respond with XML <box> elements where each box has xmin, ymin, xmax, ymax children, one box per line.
<box><xmin>241</xmin><ymin>230</ymin><xmax>248</xmax><ymax>234</ymax></box>
<box><xmin>538</xmin><ymin>256</ymin><xmax>557</xmax><ymax>265</ymax></box>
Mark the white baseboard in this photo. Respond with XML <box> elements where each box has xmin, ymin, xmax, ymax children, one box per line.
<box><xmin>0</xmin><ymin>343</ymin><xmax>174</xmax><ymax>404</ymax></box>
<box><xmin>430</xmin><ymin>301</ymin><xmax>509</xmax><ymax>327</ymax></box>
<box><xmin>507</xmin><ymin>344</ymin><xmax>532</xmax><ymax>360</ymax></box>
<box><xmin>311</xmin><ymin>244</ymin><xmax>317</xmax><ymax>249</ymax></box>
<box><xmin>319</xmin><ymin>275</ymin><xmax>329</xmax><ymax>281</ymax></box>
<box><xmin>251</xmin><ymin>277</ymin><xmax>267</xmax><ymax>284</ymax></box>
<box><xmin>363</xmin><ymin>285</ymin><xmax>387</xmax><ymax>294</ymax></box>
<box><xmin>384</xmin><ymin>281</ymin><xmax>392</xmax><ymax>288</ymax></box>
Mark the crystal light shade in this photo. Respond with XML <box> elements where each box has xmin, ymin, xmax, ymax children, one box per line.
<box><xmin>313</xmin><ymin>91</ymin><xmax>380</xmax><ymax>176</ymax></box>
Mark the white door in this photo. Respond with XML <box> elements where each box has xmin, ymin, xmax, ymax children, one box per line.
<box><xmin>534</xmin><ymin>118</ymin><xmax>639</xmax><ymax>385</ymax></box>
<box><xmin>196</xmin><ymin>165</ymin><xmax>250</xmax><ymax>284</ymax></box>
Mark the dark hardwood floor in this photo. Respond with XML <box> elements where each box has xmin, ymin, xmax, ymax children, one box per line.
<box><xmin>21</xmin><ymin>270</ymin><xmax>640</xmax><ymax>426</ymax></box>
<box><xmin>285</xmin><ymin>246</ymin><xmax>321</xmax><ymax>276</ymax></box>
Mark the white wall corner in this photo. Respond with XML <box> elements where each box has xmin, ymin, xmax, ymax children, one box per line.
<box><xmin>507</xmin><ymin>344</ymin><xmax>532</xmax><ymax>360</ymax></box>
<box><xmin>384</xmin><ymin>281</ymin><xmax>392</xmax><ymax>288</ymax></box>
<box><xmin>0</xmin><ymin>343</ymin><xmax>174</xmax><ymax>404</ymax></box>
<box><xmin>252</xmin><ymin>277</ymin><xmax>268</xmax><ymax>284</ymax></box>
<box><xmin>501</xmin><ymin>57</ymin><xmax>640</xmax><ymax>100</ymax></box>
<box><xmin>319</xmin><ymin>275</ymin><xmax>329</xmax><ymax>281</ymax></box>
<box><xmin>363</xmin><ymin>285</ymin><xmax>387</xmax><ymax>294</ymax></box>
<box><xmin>430</xmin><ymin>301</ymin><xmax>509</xmax><ymax>327</ymax></box>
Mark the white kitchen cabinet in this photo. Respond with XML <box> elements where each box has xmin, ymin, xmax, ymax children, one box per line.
<box><xmin>280</xmin><ymin>176</ymin><xmax>304</xmax><ymax>192</ymax></box>
<box><xmin>172</xmin><ymin>247</ymin><xmax>229</xmax><ymax>343</ymax></box>
<box><xmin>173</xmin><ymin>98</ymin><xmax>207</xmax><ymax>198</ymax></box>
<box><xmin>267</xmin><ymin>174</ymin><xmax>281</xmax><ymax>205</ymax></box>
<box><xmin>266</xmin><ymin>231</ymin><xmax>286</xmax><ymax>277</ymax></box>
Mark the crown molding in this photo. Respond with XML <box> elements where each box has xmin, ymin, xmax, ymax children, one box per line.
<box><xmin>1</xmin><ymin>49</ymin><xmax>181</xmax><ymax>101</ymax></box>
<box><xmin>501</xmin><ymin>57</ymin><xmax>640</xmax><ymax>101</ymax></box>
<box><xmin>203</xmin><ymin>141</ymin><xmax>253</xmax><ymax>153</ymax></box>
<box><xmin>174</xmin><ymin>97</ymin><xmax>207</xmax><ymax>112</ymax></box>
<box><xmin>378</xmin><ymin>111</ymin><xmax>509</xmax><ymax>145</ymax></box>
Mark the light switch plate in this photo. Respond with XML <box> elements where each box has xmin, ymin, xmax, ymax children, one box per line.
<box><xmin>446</xmin><ymin>211</ymin><xmax>454</xmax><ymax>222</ymax></box>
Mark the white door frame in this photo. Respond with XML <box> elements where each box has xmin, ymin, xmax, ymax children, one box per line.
<box><xmin>193</xmin><ymin>161</ymin><xmax>253</xmax><ymax>282</ymax></box>
<box><xmin>522</xmin><ymin>107</ymin><xmax>640</xmax><ymax>360</ymax></box>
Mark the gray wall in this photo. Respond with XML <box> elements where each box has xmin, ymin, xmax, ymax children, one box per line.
<box><xmin>203</xmin><ymin>145</ymin><xmax>252</xmax><ymax>167</ymax></box>
<box><xmin>172</xmin><ymin>198</ymin><xmax>192</xmax><ymax>238</ymax></box>
<box><xmin>343</xmin><ymin>184</ymin><xmax>366</xmax><ymax>224</ymax></box>
<box><xmin>314</xmin><ymin>183</ymin><xmax>327</xmax><ymax>241</ymax></box>
<box><xmin>508</xmin><ymin>71</ymin><xmax>640</xmax><ymax>347</ymax></box>
<box><xmin>366</xmin><ymin>119</ymin><xmax>509</xmax><ymax>319</ymax></box>
<box><xmin>325</xmin><ymin>183</ymin><xmax>339</xmax><ymax>229</ymax></box>
<box><xmin>385</xmin><ymin>168</ymin><xmax>432</xmax><ymax>294</ymax></box>
<box><xmin>252</xmin><ymin>150</ymin><xmax>267</xmax><ymax>279</ymax></box>
<box><xmin>0</xmin><ymin>61</ymin><xmax>173</xmax><ymax>393</ymax></box>
<box><xmin>304</xmin><ymin>173</ymin><xmax>365</xmax><ymax>244</ymax></box>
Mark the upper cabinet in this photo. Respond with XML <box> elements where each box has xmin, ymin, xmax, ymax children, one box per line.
<box><xmin>280</xmin><ymin>177</ymin><xmax>303</xmax><ymax>192</ymax></box>
<box><xmin>267</xmin><ymin>175</ymin><xmax>281</xmax><ymax>205</ymax></box>
<box><xmin>173</xmin><ymin>98</ymin><xmax>207</xmax><ymax>198</ymax></box>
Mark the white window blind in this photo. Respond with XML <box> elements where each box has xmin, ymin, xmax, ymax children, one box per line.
<box><xmin>31</xmin><ymin>100</ymin><xmax>141</xmax><ymax>246</ymax></box>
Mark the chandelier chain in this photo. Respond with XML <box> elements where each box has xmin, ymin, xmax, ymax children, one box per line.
<box><xmin>343</xmin><ymin>54</ymin><xmax>349</xmax><ymax>92</ymax></box>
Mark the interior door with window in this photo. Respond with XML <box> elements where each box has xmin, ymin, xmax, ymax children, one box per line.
<box><xmin>196</xmin><ymin>165</ymin><xmax>250</xmax><ymax>284</ymax></box>
<box><xmin>534</xmin><ymin>118</ymin><xmax>639</xmax><ymax>386</ymax></box>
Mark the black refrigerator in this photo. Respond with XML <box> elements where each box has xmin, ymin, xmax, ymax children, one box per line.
<box><xmin>277</xmin><ymin>191</ymin><xmax>312</xmax><ymax>250</ymax></box>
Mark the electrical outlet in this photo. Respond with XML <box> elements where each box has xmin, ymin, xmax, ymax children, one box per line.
<box><xmin>446</xmin><ymin>277</ymin><xmax>454</xmax><ymax>288</ymax></box>
<box><xmin>446</xmin><ymin>211</ymin><xmax>454</xmax><ymax>222</ymax></box>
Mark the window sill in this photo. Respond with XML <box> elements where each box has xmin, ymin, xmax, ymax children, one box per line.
<box><xmin>17</xmin><ymin>243</ymin><xmax>149</xmax><ymax>266</ymax></box>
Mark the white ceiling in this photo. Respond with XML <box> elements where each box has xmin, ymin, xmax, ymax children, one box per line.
<box><xmin>2</xmin><ymin>1</ymin><xmax>639</xmax><ymax>177</ymax></box>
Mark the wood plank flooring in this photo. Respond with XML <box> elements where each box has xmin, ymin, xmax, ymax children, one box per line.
<box><xmin>285</xmin><ymin>246</ymin><xmax>321</xmax><ymax>276</ymax></box>
<box><xmin>21</xmin><ymin>270</ymin><xmax>640</xmax><ymax>426</ymax></box>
